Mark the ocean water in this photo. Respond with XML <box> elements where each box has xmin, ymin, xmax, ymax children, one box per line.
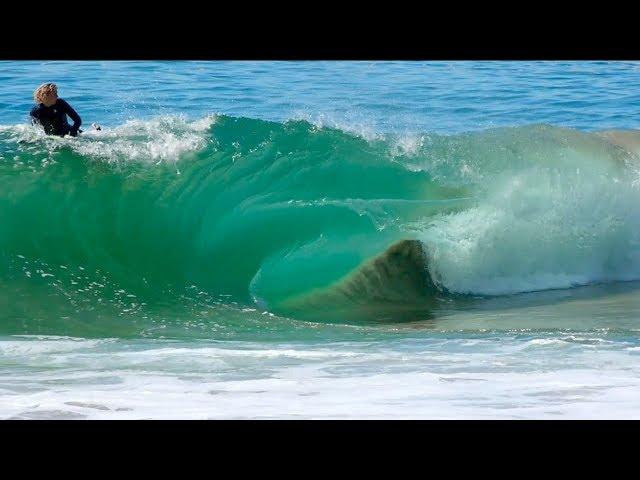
<box><xmin>2</xmin><ymin>61</ymin><xmax>640</xmax><ymax>419</ymax></box>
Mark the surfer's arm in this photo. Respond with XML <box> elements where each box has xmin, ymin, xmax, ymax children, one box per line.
<box><xmin>60</xmin><ymin>99</ymin><xmax>82</xmax><ymax>136</ymax></box>
<box><xmin>29</xmin><ymin>106</ymin><xmax>41</xmax><ymax>126</ymax></box>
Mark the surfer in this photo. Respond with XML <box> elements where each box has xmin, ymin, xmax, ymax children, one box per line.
<box><xmin>29</xmin><ymin>83</ymin><xmax>83</xmax><ymax>137</ymax></box>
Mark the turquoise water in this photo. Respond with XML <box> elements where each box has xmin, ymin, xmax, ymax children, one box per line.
<box><xmin>2</xmin><ymin>61</ymin><xmax>640</xmax><ymax>419</ymax></box>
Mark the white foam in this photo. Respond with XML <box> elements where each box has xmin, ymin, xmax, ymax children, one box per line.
<box><xmin>73</xmin><ymin>115</ymin><xmax>216</xmax><ymax>163</ymax></box>
<box><xmin>3</xmin><ymin>333</ymin><xmax>640</xmax><ymax>419</ymax></box>
<box><xmin>418</xmin><ymin>159</ymin><xmax>640</xmax><ymax>295</ymax></box>
<box><xmin>0</xmin><ymin>337</ymin><xmax>111</xmax><ymax>356</ymax></box>
<box><xmin>1</xmin><ymin>115</ymin><xmax>217</xmax><ymax>165</ymax></box>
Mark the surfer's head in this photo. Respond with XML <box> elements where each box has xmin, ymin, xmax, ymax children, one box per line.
<box><xmin>34</xmin><ymin>83</ymin><xmax>58</xmax><ymax>107</ymax></box>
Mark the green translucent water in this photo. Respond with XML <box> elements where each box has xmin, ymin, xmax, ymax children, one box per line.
<box><xmin>2</xmin><ymin>115</ymin><xmax>639</xmax><ymax>338</ymax></box>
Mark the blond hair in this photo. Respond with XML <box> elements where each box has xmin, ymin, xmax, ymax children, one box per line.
<box><xmin>33</xmin><ymin>83</ymin><xmax>58</xmax><ymax>103</ymax></box>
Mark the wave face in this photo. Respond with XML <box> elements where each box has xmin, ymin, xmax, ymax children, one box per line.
<box><xmin>1</xmin><ymin>115</ymin><xmax>640</xmax><ymax>322</ymax></box>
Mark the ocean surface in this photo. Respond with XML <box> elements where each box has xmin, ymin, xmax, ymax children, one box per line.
<box><xmin>2</xmin><ymin>61</ymin><xmax>640</xmax><ymax>419</ymax></box>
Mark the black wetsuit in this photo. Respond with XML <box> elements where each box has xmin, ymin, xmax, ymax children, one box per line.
<box><xmin>30</xmin><ymin>99</ymin><xmax>82</xmax><ymax>137</ymax></box>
